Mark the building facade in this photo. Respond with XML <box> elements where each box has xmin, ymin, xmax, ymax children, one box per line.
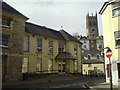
<box><xmin>82</xmin><ymin>59</ymin><xmax>104</xmax><ymax>75</ymax></box>
<box><xmin>1</xmin><ymin>1</ymin><xmax>82</xmax><ymax>82</ymax></box>
<box><xmin>79</xmin><ymin>13</ymin><xmax>104</xmax><ymax>59</ymax></box>
<box><xmin>99</xmin><ymin>0</ymin><xmax>120</xmax><ymax>87</ymax></box>
<box><xmin>23</xmin><ymin>22</ymin><xmax>82</xmax><ymax>75</ymax></box>
<box><xmin>1</xmin><ymin>2</ymin><xmax>28</xmax><ymax>81</ymax></box>
<box><xmin>73</xmin><ymin>13</ymin><xmax>104</xmax><ymax>75</ymax></box>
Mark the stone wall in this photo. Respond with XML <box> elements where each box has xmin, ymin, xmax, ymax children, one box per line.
<box><xmin>3</xmin><ymin>18</ymin><xmax>26</xmax><ymax>82</ymax></box>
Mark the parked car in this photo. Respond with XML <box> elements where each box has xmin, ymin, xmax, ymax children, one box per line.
<box><xmin>88</xmin><ymin>69</ymin><xmax>104</xmax><ymax>77</ymax></box>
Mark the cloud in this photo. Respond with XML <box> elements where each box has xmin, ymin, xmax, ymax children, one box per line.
<box><xmin>4</xmin><ymin>0</ymin><xmax>104</xmax><ymax>35</ymax></box>
<box><xmin>4</xmin><ymin>0</ymin><xmax>106</xmax><ymax>2</ymax></box>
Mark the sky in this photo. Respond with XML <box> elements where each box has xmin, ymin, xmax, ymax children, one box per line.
<box><xmin>4</xmin><ymin>0</ymin><xmax>107</xmax><ymax>36</ymax></box>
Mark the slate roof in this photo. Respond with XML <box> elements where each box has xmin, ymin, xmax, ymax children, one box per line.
<box><xmin>25</xmin><ymin>22</ymin><xmax>81</xmax><ymax>43</ymax></box>
<box><xmin>82</xmin><ymin>59</ymin><xmax>104</xmax><ymax>64</ymax></box>
<box><xmin>82</xmin><ymin>50</ymin><xmax>101</xmax><ymax>57</ymax></box>
<box><xmin>2</xmin><ymin>1</ymin><xmax>28</xmax><ymax>19</ymax></box>
<box><xmin>55</xmin><ymin>52</ymin><xmax>76</xmax><ymax>61</ymax></box>
<box><xmin>59</xmin><ymin>30</ymin><xmax>80</xmax><ymax>42</ymax></box>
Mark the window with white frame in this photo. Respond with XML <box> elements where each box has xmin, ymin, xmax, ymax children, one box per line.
<box><xmin>36</xmin><ymin>58</ymin><xmax>42</xmax><ymax>72</ymax></box>
<box><xmin>114</xmin><ymin>31</ymin><xmax>120</xmax><ymax>48</ymax></box>
<box><xmin>37</xmin><ymin>38</ymin><xmax>42</xmax><ymax>52</ymax></box>
<box><xmin>0</xmin><ymin>34</ymin><xmax>10</xmax><ymax>47</ymax></box>
<box><xmin>112</xmin><ymin>2</ymin><xmax>120</xmax><ymax>16</ymax></box>
<box><xmin>24</xmin><ymin>36</ymin><xmax>29</xmax><ymax>51</ymax></box>
<box><xmin>48</xmin><ymin>40</ymin><xmax>53</xmax><ymax>54</ymax></box>
<box><xmin>48</xmin><ymin>59</ymin><xmax>53</xmax><ymax>73</ymax></box>
<box><xmin>2</xmin><ymin>17</ymin><xmax>11</xmax><ymax>27</ymax></box>
<box><xmin>59</xmin><ymin>43</ymin><xmax>65</xmax><ymax>52</ymax></box>
<box><xmin>74</xmin><ymin>61</ymin><xmax>78</xmax><ymax>72</ymax></box>
<box><xmin>22</xmin><ymin>58</ymin><xmax>28</xmax><ymax>73</ymax></box>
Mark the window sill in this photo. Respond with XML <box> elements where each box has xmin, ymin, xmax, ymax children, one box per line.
<box><xmin>112</xmin><ymin>14</ymin><xmax>120</xmax><ymax>18</ymax></box>
<box><xmin>2</xmin><ymin>25</ymin><xmax>10</xmax><ymax>28</ymax></box>
<box><xmin>0</xmin><ymin>45</ymin><xmax>8</xmax><ymax>48</ymax></box>
<box><xmin>36</xmin><ymin>52</ymin><xmax>42</xmax><ymax>54</ymax></box>
<box><xmin>115</xmin><ymin>46</ymin><xmax>120</xmax><ymax>49</ymax></box>
<box><xmin>24</xmin><ymin>50</ymin><xmax>29</xmax><ymax>52</ymax></box>
<box><xmin>48</xmin><ymin>53</ymin><xmax>53</xmax><ymax>55</ymax></box>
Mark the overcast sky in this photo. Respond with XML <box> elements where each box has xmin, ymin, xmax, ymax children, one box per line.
<box><xmin>4</xmin><ymin>0</ymin><xmax>107</xmax><ymax>36</ymax></box>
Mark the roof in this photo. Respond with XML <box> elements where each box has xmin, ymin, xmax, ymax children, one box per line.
<box><xmin>82</xmin><ymin>50</ymin><xmax>101</xmax><ymax>57</ymax></box>
<box><xmin>82</xmin><ymin>59</ymin><xmax>104</xmax><ymax>64</ymax></box>
<box><xmin>60</xmin><ymin>30</ymin><xmax>80</xmax><ymax>42</ymax></box>
<box><xmin>25</xmin><ymin>22</ymin><xmax>81</xmax><ymax>43</ymax></box>
<box><xmin>99</xmin><ymin>0</ymin><xmax>120</xmax><ymax>14</ymax></box>
<box><xmin>2</xmin><ymin>1</ymin><xmax>28</xmax><ymax>19</ymax></box>
<box><xmin>55</xmin><ymin>52</ymin><xmax>76</xmax><ymax>61</ymax></box>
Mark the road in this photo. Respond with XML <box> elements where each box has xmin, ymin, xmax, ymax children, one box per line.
<box><xmin>3</xmin><ymin>75</ymin><xmax>105</xmax><ymax>89</ymax></box>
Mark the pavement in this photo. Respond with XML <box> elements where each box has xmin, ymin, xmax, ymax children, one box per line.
<box><xmin>85</xmin><ymin>77</ymin><xmax>119</xmax><ymax>90</ymax></box>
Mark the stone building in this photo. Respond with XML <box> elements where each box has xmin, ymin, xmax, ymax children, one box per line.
<box><xmin>99</xmin><ymin>0</ymin><xmax>120</xmax><ymax>87</ymax></box>
<box><xmin>23</xmin><ymin>22</ymin><xmax>82</xmax><ymax>75</ymax></box>
<box><xmin>1</xmin><ymin>2</ymin><xmax>28</xmax><ymax>81</ymax></box>
<box><xmin>75</xmin><ymin>13</ymin><xmax>105</xmax><ymax>75</ymax></box>
<box><xmin>1</xmin><ymin>1</ymin><xmax>82</xmax><ymax>82</ymax></box>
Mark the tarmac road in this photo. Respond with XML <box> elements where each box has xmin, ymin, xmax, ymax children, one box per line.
<box><xmin>2</xmin><ymin>75</ymin><xmax>105</xmax><ymax>90</ymax></box>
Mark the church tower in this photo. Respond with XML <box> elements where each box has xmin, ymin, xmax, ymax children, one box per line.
<box><xmin>86</xmin><ymin>12</ymin><xmax>99</xmax><ymax>37</ymax></box>
<box><xmin>86</xmin><ymin>12</ymin><xmax>99</xmax><ymax>51</ymax></box>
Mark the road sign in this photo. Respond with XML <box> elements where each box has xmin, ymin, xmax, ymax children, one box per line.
<box><xmin>106</xmin><ymin>50</ymin><xmax>112</xmax><ymax>58</ymax></box>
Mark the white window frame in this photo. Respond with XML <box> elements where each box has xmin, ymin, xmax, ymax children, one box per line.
<box><xmin>48</xmin><ymin>59</ymin><xmax>53</xmax><ymax>73</ymax></box>
<box><xmin>24</xmin><ymin>36</ymin><xmax>29</xmax><ymax>51</ymax></box>
<box><xmin>36</xmin><ymin>58</ymin><xmax>42</xmax><ymax>72</ymax></box>
<box><xmin>22</xmin><ymin>58</ymin><xmax>28</xmax><ymax>73</ymax></box>
<box><xmin>37</xmin><ymin>38</ymin><xmax>42</xmax><ymax>52</ymax></box>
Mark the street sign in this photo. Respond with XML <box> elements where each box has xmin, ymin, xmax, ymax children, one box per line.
<box><xmin>106</xmin><ymin>50</ymin><xmax>112</xmax><ymax>58</ymax></box>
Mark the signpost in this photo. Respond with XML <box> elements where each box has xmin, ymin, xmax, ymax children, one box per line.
<box><xmin>106</xmin><ymin>50</ymin><xmax>112</xmax><ymax>58</ymax></box>
<box><xmin>106</xmin><ymin>49</ymin><xmax>113</xmax><ymax>90</ymax></box>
